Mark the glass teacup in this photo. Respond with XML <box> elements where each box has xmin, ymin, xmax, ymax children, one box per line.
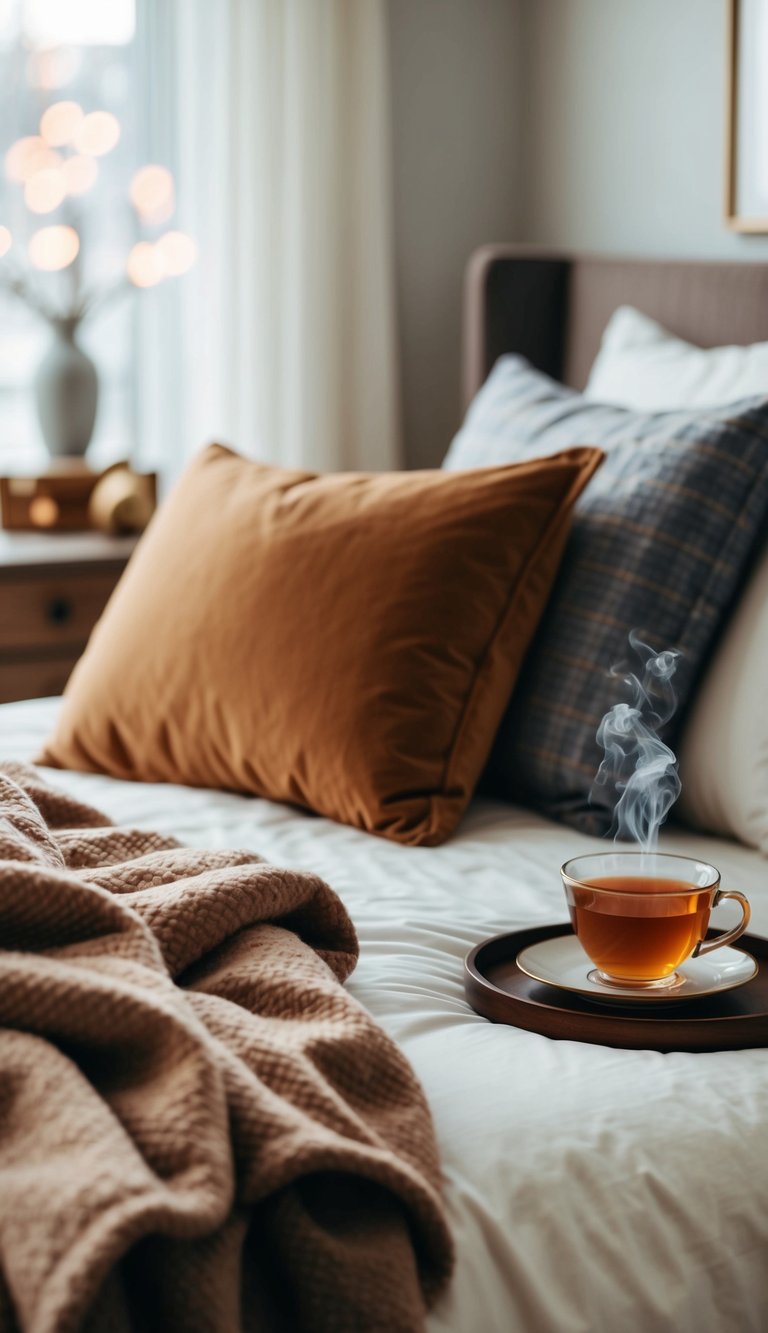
<box><xmin>560</xmin><ymin>851</ymin><xmax>751</xmax><ymax>990</ymax></box>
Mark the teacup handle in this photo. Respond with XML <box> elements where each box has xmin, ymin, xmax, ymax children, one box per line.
<box><xmin>694</xmin><ymin>890</ymin><xmax>751</xmax><ymax>957</ymax></box>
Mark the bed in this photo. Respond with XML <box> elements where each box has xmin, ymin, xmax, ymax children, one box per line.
<box><xmin>3</xmin><ymin>248</ymin><xmax>768</xmax><ymax>1333</ymax></box>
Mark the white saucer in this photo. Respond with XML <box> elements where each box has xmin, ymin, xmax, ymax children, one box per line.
<box><xmin>516</xmin><ymin>933</ymin><xmax>758</xmax><ymax>1005</ymax></box>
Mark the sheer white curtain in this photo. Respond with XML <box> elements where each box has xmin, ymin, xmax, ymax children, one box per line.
<box><xmin>136</xmin><ymin>0</ymin><xmax>401</xmax><ymax>474</ymax></box>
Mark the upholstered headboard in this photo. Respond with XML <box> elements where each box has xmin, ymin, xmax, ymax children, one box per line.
<box><xmin>462</xmin><ymin>243</ymin><xmax>768</xmax><ymax>409</ymax></box>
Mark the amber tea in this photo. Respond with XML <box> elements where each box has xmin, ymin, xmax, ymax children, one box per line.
<box><xmin>568</xmin><ymin>876</ymin><xmax>712</xmax><ymax>981</ymax></box>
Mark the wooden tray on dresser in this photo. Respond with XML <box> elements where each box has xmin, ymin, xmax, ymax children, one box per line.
<box><xmin>465</xmin><ymin>923</ymin><xmax>768</xmax><ymax>1052</ymax></box>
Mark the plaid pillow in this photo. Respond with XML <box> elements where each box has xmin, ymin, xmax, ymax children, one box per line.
<box><xmin>444</xmin><ymin>356</ymin><xmax>768</xmax><ymax>835</ymax></box>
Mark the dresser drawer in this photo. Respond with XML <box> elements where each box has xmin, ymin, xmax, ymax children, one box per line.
<box><xmin>0</xmin><ymin>654</ymin><xmax>79</xmax><ymax>704</ymax></box>
<box><xmin>0</xmin><ymin>570</ymin><xmax>119</xmax><ymax>650</ymax></box>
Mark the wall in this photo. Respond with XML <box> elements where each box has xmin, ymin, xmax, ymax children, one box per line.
<box><xmin>519</xmin><ymin>0</ymin><xmax>768</xmax><ymax>261</ymax></box>
<box><xmin>387</xmin><ymin>0</ymin><xmax>522</xmax><ymax>469</ymax></box>
<box><xmin>389</xmin><ymin>0</ymin><xmax>768</xmax><ymax>468</ymax></box>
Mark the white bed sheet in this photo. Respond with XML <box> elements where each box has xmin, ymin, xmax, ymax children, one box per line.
<box><xmin>2</xmin><ymin>697</ymin><xmax>767</xmax><ymax>1333</ymax></box>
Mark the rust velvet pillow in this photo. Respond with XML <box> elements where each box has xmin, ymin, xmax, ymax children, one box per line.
<box><xmin>40</xmin><ymin>444</ymin><xmax>602</xmax><ymax>844</ymax></box>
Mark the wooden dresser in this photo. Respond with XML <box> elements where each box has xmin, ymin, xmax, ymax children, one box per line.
<box><xmin>0</xmin><ymin>531</ymin><xmax>137</xmax><ymax>704</ymax></box>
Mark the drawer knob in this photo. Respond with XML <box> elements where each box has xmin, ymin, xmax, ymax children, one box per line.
<box><xmin>46</xmin><ymin>596</ymin><xmax>73</xmax><ymax>625</ymax></box>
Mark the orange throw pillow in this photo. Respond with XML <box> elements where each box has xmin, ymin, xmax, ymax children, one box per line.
<box><xmin>40</xmin><ymin>444</ymin><xmax>602</xmax><ymax>844</ymax></box>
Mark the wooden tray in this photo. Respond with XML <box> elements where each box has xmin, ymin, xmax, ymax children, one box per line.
<box><xmin>465</xmin><ymin>924</ymin><xmax>768</xmax><ymax>1052</ymax></box>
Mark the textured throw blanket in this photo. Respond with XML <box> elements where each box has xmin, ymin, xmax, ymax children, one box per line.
<box><xmin>0</xmin><ymin>766</ymin><xmax>453</xmax><ymax>1333</ymax></box>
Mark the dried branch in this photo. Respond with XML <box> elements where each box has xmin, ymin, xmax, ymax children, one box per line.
<box><xmin>74</xmin><ymin>274</ymin><xmax>130</xmax><ymax>322</ymax></box>
<box><xmin>0</xmin><ymin>263</ymin><xmax>59</xmax><ymax>323</ymax></box>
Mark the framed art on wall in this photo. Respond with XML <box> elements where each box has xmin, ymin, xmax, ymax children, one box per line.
<box><xmin>726</xmin><ymin>0</ymin><xmax>768</xmax><ymax>231</ymax></box>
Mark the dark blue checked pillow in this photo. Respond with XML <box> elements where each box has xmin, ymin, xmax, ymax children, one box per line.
<box><xmin>443</xmin><ymin>356</ymin><xmax>768</xmax><ymax>835</ymax></box>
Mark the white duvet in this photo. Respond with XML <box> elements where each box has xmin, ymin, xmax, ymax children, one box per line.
<box><xmin>2</xmin><ymin>698</ymin><xmax>767</xmax><ymax>1333</ymax></box>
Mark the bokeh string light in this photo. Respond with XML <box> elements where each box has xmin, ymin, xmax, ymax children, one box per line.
<box><xmin>60</xmin><ymin>154</ymin><xmax>98</xmax><ymax>196</ymax></box>
<box><xmin>155</xmin><ymin>230</ymin><xmax>197</xmax><ymax>277</ymax></box>
<box><xmin>40</xmin><ymin>101</ymin><xmax>85</xmax><ymax>147</ymax></box>
<box><xmin>5</xmin><ymin>136</ymin><xmax>61</xmax><ymax>183</ymax></box>
<box><xmin>28</xmin><ymin>224</ymin><xmax>80</xmax><ymax>271</ymax></box>
<box><xmin>126</xmin><ymin>240</ymin><xmax>165</xmax><ymax>288</ymax></box>
<box><xmin>74</xmin><ymin>110</ymin><xmax>120</xmax><ymax>157</ymax></box>
<box><xmin>129</xmin><ymin>164</ymin><xmax>175</xmax><ymax>225</ymax></box>
<box><xmin>24</xmin><ymin>166</ymin><xmax>67</xmax><ymax>213</ymax></box>
<box><xmin>0</xmin><ymin>100</ymin><xmax>196</xmax><ymax>318</ymax></box>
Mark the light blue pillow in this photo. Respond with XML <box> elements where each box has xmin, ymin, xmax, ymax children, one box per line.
<box><xmin>444</xmin><ymin>356</ymin><xmax>768</xmax><ymax>835</ymax></box>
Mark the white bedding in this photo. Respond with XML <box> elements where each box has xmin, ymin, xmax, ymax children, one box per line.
<box><xmin>2</xmin><ymin>697</ymin><xmax>767</xmax><ymax>1333</ymax></box>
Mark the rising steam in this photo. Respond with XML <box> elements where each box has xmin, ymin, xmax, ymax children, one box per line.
<box><xmin>591</xmin><ymin>631</ymin><xmax>681</xmax><ymax>851</ymax></box>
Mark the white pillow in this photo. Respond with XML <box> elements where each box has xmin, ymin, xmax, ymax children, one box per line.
<box><xmin>676</xmin><ymin>544</ymin><xmax>768</xmax><ymax>856</ymax></box>
<box><xmin>585</xmin><ymin>305</ymin><xmax>768</xmax><ymax>410</ymax></box>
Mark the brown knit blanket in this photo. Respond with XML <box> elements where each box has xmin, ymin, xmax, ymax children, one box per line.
<box><xmin>0</xmin><ymin>766</ymin><xmax>453</xmax><ymax>1333</ymax></box>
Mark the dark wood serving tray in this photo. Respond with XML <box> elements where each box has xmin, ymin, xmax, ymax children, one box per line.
<box><xmin>465</xmin><ymin>924</ymin><xmax>768</xmax><ymax>1052</ymax></box>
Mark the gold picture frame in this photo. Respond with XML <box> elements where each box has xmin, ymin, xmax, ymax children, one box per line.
<box><xmin>725</xmin><ymin>0</ymin><xmax>768</xmax><ymax>231</ymax></box>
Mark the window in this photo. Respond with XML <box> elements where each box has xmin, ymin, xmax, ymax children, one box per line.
<box><xmin>0</xmin><ymin>0</ymin><xmax>137</xmax><ymax>472</ymax></box>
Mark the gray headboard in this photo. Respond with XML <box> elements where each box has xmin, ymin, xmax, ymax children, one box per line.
<box><xmin>462</xmin><ymin>243</ymin><xmax>768</xmax><ymax>409</ymax></box>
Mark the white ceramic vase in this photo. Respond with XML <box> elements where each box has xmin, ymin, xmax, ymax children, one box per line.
<box><xmin>35</xmin><ymin>317</ymin><xmax>98</xmax><ymax>459</ymax></box>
